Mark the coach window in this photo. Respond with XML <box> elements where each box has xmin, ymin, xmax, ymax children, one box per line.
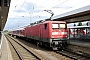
<box><xmin>44</xmin><ymin>24</ymin><xmax>47</xmax><ymax>29</ymax></box>
<box><xmin>21</xmin><ymin>30</ymin><xmax>23</xmax><ymax>33</ymax></box>
<box><xmin>17</xmin><ymin>30</ymin><xmax>19</xmax><ymax>33</ymax></box>
<box><xmin>20</xmin><ymin>30</ymin><xmax>21</xmax><ymax>33</ymax></box>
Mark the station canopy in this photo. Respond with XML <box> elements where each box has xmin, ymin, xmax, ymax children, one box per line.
<box><xmin>52</xmin><ymin>5</ymin><xmax>90</xmax><ymax>23</ymax></box>
<box><xmin>0</xmin><ymin>0</ymin><xmax>11</xmax><ymax>31</ymax></box>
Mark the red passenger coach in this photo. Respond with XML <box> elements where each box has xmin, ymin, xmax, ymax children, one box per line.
<box><xmin>9</xmin><ymin>27</ymin><xmax>25</xmax><ymax>37</ymax></box>
<box><xmin>25</xmin><ymin>20</ymin><xmax>68</xmax><ymax>50</ymax></box>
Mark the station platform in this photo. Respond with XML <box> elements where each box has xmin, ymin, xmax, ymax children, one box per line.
<box><xmin>68</xmin><ymin>39</ymin><xmax>90</xmax><ymax>48</ymax></box>
<box><xmin>0</xmin><ymin>33</ymin><xmax>13</xmax><ymax>60</ymax></box>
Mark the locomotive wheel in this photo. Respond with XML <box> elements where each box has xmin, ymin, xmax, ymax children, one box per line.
<box><xmin>44</xmin><ymin>43</ymin><xmax>49</xmax><ymax>47</ymax></box>
<box><xmin>39</xmin><ymin>42</ymin><xmax>43</xmax><ymax>46</ymax></box>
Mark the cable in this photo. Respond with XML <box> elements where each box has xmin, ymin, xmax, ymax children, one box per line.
<box><xmin>49</xmin><ymin>0</ymin><xmax>69</xmax><ymax>10</ymax></box>
<box><xmin>13</xmin><ymin>0</ymin><xmax>27</xmax><ymax>20</ymax></box>
<box><xmin>12</xmin><ymin>0</ymin><xmax>62</xmax><ymax>19</ymax></box>
<box><xmin>12</xmin><ymin>0</ymin><xmax>89</xmax><ymax>22</ymax></box>
<box><xmin>32</xmin><ymin>0</ymin><xmax>89</xmax><ymax>20</ymax></box>
<box><xmin>69</xmin><ymin>0</ymin><xmax>89</xmax><ymax>9</ymax></box>
<box><xmin>32</xmin><ymin>0</ymin><xmax>69</xmax><ymax>19</ymax></box>
<box><xmin>36</xmin><ymin>0</ymin><xmax>61</xmax><ymax>9</ymax></box>
<box><xmin>14</xmin><ymin>0</ymin><xmax>18</xmax><ymax>8</ymax></box>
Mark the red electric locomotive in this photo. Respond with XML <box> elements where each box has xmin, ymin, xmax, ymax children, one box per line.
<box><xmin>25</xmin><ymin>20</ymin><xmax>68</xmax><ymax>50</ymax></box>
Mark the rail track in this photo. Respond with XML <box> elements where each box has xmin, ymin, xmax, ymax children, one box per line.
<box><xmin>6</xmin><ymin>34</ymin><xmax>90</xmax><ymax>60</ymax></box>
<box><xmin>7</xmin><ymin>34</ymin><xmax>71</xmax><ymax>60</ymax></box>
<box><xmin>67</xmin><ymin>42</ymin><xmax>90</xmax><ymax>56</ymax></box>
<box><xmin>5</xmin><ymin>34</ymin><xmax>41</xmax><ymax>60</ymax></box>
<box><xmin>56</xmin><ymin>49</ymin><xmax>90</xmax><ymax>60</ymax></box>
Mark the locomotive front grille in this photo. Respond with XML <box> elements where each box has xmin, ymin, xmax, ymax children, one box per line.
<box><xmin>51</xmin><ymin>39</ymin><xmax>67</xmax><ymax>48</ymax></box>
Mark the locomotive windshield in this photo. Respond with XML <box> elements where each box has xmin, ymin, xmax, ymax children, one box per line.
<box><xmin>59</xmin><ymin>24</ymin><xmax>66</xmax><ymax>29</ymax></box>
<box><xmin>52</xmin><ymin>23</ymin><xmax>66</xmax><ymax>29</ymax></box>
<box><xmin>52</xmin><ymin>24</ymin><xmax>59</xmax><ymax>29</ymax></box>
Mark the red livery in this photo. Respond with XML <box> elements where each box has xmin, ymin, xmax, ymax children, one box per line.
<box><xmin>9</xmin><ymin>20</ymin><xmax>68</xmax><ymax>50</ymax></box>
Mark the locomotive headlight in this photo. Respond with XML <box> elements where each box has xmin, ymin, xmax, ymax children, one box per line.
<box><xmin>52</xmin><ymin>32</ymin><xmax>58</xmax><ymax>35</ymax></box>
<box><xmin>61</xmin><ymin>32</ymin><xmax>67</xmax><ymax>34</ymax></box>
<box><xmin>55</xmin><ymin>42</ymin><xmax>58</xmax><ymax>44</ymax></box>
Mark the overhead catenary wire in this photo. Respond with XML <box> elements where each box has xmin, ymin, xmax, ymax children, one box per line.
<box><xmin>12</xmin><ymin>0</ymin><xmax>49</xmax><ymax>21</ymax></box>
<box><xmin>32</xmin><ymin>0</ymin><xmax>89</xmax><ymax>20</ymax></box>
<box><xmin>69</xmin><ymin>0</ymin><xmax>89</xmax><ymax>9</ymax></box>
<box><xmin>13</xmin><ymin>0</ymin><xmax>27</xmax><ymax>20</ymax></box>
<box><xmin>32</xmin><ymin>0</ymin><xmax>70</xmax><ymax>19</ymax></box>
<box><xmin>12</xmin><ymin>0</ymin><xmax>70</xmax><ymax>21</ymax></box>
<box><xmin>49</xmin><ymin>0</ymin><xmax>69</xmax><ymax>8</ymax></box>
<box><xmin>14</xmin><ymin>0</ymin><xmax>19</xmax><ymax>8</ymax></box>
<box><xmin>7</xmin><ymin>0</ymin><xmax>90</xmax><ymax>30</ymax></box>
<box><xmin>12</xmin><ymin>0</ymin><xmax>89</xmax><ymax>22</ymax></box>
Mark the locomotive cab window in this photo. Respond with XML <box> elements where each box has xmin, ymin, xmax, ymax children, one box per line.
<box><xmin>52</xmin><ymin>24</ymin><xmax>59</xmax><ymax>29</ymax></box>
<box><xmin>44</xmin><ymin>24</ymin><xmax>47</xmax><ymax>29</ymax></box>
<box><xmin>59</xmin><ymin>24</ymin><xmax>66</xmax><ymax>29</ymax></box>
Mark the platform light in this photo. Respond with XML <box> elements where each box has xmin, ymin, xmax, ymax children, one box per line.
<box><xmin>1</xmin><ymin>16</ymin><xmax>3</xmax><ymax>18</ymax></box>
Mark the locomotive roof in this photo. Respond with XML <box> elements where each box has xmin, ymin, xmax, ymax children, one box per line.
<box><xmin>27</xmin><ymin>20</ymin><xmax>66</xmax><ymax>27</ymax></box>
<box><xmin>44</xmin><ymin>21</ymin><xmax>66</xmax><ymax>23</ymax></box>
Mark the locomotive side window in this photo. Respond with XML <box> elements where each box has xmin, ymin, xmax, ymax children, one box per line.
<box><xmin>59</xmin><ymin>24</ymin><xmax>66</xmax><ymax>29</ymax></box>
<box><xmin>52</xmin><ymin>24</ymin><xmax>59</xmax><ymax>29</ymax></box>
<box><xmin>44</xmin><ymin>24</ymin><xmax>47</xmax><ymax>29</ymax></box>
